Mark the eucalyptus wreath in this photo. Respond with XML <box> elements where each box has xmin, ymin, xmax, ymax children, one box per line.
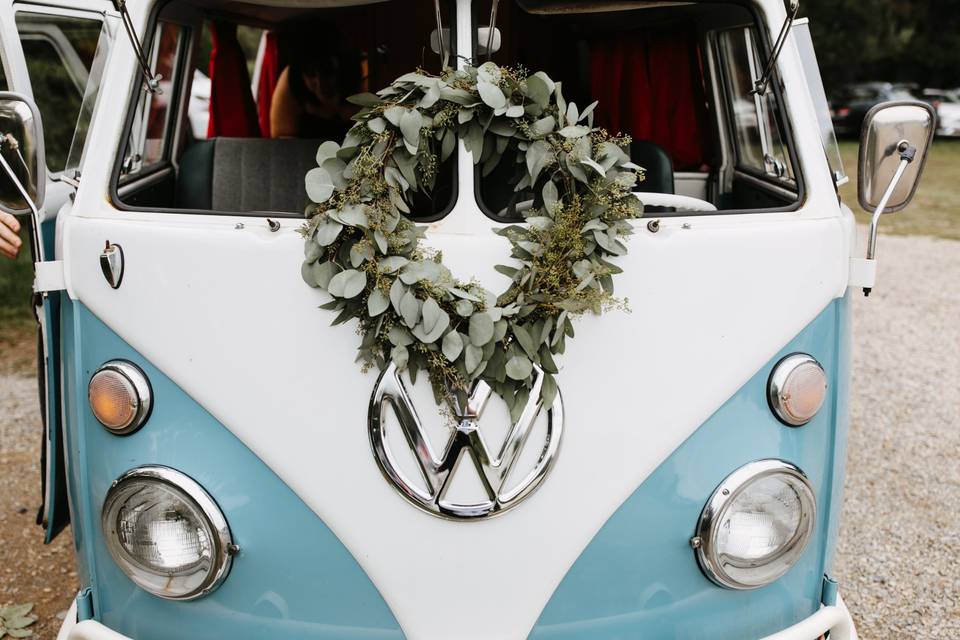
<box><xmin>300</xmin><ymin>61</ymin><xmax>644</xmax><ymax>419</ymax></box>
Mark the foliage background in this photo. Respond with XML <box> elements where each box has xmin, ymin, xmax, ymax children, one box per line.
<box><xmin>802</xmin><ymin>0</ymin><xmax>960</xmax><ymax>89</ymax></box>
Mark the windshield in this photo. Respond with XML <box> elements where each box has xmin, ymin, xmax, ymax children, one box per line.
<box><xmin>793</xmin><ymin>20</ymin><xmax>845</xmax><ymax>185</ymax></box>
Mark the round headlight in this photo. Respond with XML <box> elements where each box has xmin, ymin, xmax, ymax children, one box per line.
<box><xmin>693</xmin><ymin>459</ymin><xmax>816</xmax><ymax>590</ymax></box>
<box><xmin>102</xmin><ymin>466</ymin><xmax>234</xmax><ymax>600</ymax></box>
<box><xmin>767</xmin><ymin>354</ymin><xmax>827</xmax><ymax>426</ymax></box>
<box><xmin>89</xmin><ymin>361</ymin><xmax>152</xmax><ymax>434</ymax></box>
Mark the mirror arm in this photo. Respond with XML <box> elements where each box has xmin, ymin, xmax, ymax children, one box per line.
<box><xmin>863</xmin><ymin>140</ymin><xmax>916</xmax><ymax>296</ymax></box>
<box><xmin>0</xmin><ymin>135</ymin><xmax>43</xmax><ymax>273</ymax></box>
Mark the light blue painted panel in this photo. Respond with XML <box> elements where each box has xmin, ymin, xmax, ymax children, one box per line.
<box><xmin>59</xmin><ymin>295</ymin><xmax>850</xmax><ymax>639</ymax></box>
<box><xmin>60</xmin><ymin>300</ymin><xmax>403</xmax><ymax>639</ymax></box>
<box><xmin>530</xmin><ymin>297</ymin><xmax>850</xmax><ymax>639</ymax></box>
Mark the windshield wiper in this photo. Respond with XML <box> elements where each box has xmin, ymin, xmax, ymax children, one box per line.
<box><xmin>752</xmin><ymin>0</ymin><xmax>800</xmax><ymax>97</ymax></box>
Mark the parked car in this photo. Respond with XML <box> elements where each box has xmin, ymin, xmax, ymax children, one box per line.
<box><xmin>830</xmin><ymin>82</ymin><xmax>918</xmax><ymax>137</ymax></box>
<box><xmin>921</xmin><ymin>88</ymin><xmax>960</xmax><ymax>137</ymax></box>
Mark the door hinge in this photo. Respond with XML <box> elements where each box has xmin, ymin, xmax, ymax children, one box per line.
<box><xmin>34</xmin><ymin>260</ymin><xmax>66</xmax><ymax>293</ymax></box>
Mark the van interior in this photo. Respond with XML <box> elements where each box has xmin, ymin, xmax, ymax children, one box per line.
<box><xmin>115</xmin><ymin>0</ymin><xmax>800</xmax><ymax>218</ymax></box>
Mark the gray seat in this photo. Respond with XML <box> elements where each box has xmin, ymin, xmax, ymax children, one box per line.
<box><xmin>177</xmin><ymin>137</ymin><xmax>324</xmax><ymax>213</ymax></box>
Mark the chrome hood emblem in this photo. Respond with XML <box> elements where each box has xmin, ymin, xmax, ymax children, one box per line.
<box><xmin>369</xmin><ymin>362</ymin><xmax>563</xmax><ymax>520</ymax></box>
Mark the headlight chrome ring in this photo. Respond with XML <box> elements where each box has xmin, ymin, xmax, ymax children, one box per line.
<box><xmin>102</xmin><ymin>466</ymin><xmax>235</xmax><ymax>600</ymax></box>
<box><xmin>693</xmin><ymin>459</ymin><xmax>817</xmax><ymax>590</ymax></box>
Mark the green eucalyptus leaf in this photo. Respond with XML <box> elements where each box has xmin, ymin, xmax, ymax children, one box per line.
<box><xmin>478</xmin><ymin>81</ymin><xmax>507</xmax><ymax>110</ymax></box>
<box><xmin>400</xmin><ymin>290</ymin><xmax>422</xmax><ymax>327</ymax></box>
<box><xmin>315</xmin><ymin>140</ymin><xmax>341</xmax><ymax>165</ymax></box>
<box><xmin>347</xmin><ymin>92</ymin><xmax>381</xmax><ymax>107</ymax></box>
<box><xmin>465</xmin><ymin>343</ymin><xmax>484</xmax><ymax>374</ymax></box>
<box><xmin>542</xmin><ymin>180</ymin><xmax>559</xmax><ymax>213</ymax></box>
<box><xmin>384</xmin><ymin>106</ymin><xmax>406</xmax><ymax>126</ymax></box>
<box><xmin>511</xmin><ymin>323</ymin><xmax>538</xmax><ymax>359</ymax></box>
<box><xmin>388</xmin><ymin>324</ymin><xmax>413</xmax><ymax>346</ymax></box>
<box><xmin>305</xmin><ymin>167</ymin><xmax>335</xmax><ymax>203</ymax></box>
<box><xmin>327</xmin><ymin>269</ymin><xmax>366</xmax><ymax>299</ymax></box>
<box><xmin>505</xmin><ymin>354</ymin><xmax>533</xmax><ymax>381</ymax></box>
<box><xmin>399</xmin><ymin>109</ymin><xmax>423</xmax><ymax>148</ymax></box>
<box><xmin>468</xmin><ymin>312</ymin><xmax>495</xmax><ymax>346</ymax></box>
<box><xmin>311</xmin><ymin>261</ymin><xmax>339</xmax><ymax>289</ymax></box>
<box><xmin>315</xmin><ymin>220</ymin><xmax>343</xmax><ymax>246</ymax></box>
<box><xmin>531</xmin><ymin>115</ymin><xmax>555</xmax><ymax>136</ymax></box>
<box><xmin>391</xmin><ymin>344</ymin><xmax>409</xmax><ymax>369</ymax></box>
<box><xmin>442</xmin><ymin>331</ymin><xmax>464</xmax><ymax>361</ymax></box>
<box><xmin>368</xmin><ymin>289</ymin><xmax>390</xmax><ymax>316</ymax></box>
<box><xmin>526</xmin><ymin>140</ymin><xmax>552</xmax><ymax>182</ymax></box>
<box><xmin>558</xmin><ymin>125</ymin><xmax>590</xmax><ymax>138</ymax></box>
<box><xmin>526</xmin><ymin>73</ymin><xmax>551</xmax><ymax>108</ymax></box>
<box><xmin>380</xmin><ymin>256</ymin><xmax>409</xmax><ymax>273</ymax></box>
<box><xmin>540</xmin><ymin>372</ymin><xmax>558</xmax><ymax>405</ymax></box>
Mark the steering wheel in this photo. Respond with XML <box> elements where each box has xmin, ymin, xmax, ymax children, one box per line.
<box><xmin>634</xmin><ymin>192</ymin><xmax>717</xmax><ymax>212</ymax></box>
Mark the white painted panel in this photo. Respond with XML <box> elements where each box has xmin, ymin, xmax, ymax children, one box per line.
<box><xmin>63</xmin><ymin>207</ymin><xmax>845</xmax><ymax>640</ymax></box>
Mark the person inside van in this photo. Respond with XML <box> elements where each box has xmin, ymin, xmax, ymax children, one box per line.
<box><xmin>269</xmin><ymin>26</ymin><xmax>360</xmax><ymax>140</ymax></box>
<box><xmin>0</xmin><ymin>211</ymin><xmax>21</xmax><ymax>259</ymax></box>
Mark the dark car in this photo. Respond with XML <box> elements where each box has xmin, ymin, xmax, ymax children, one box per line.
<box><xmin>830</xmin><ymin>82</ymin><xmax>918</xmax><ymax>137</ymax></box>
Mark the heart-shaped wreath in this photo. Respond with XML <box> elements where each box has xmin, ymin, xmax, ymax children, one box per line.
<box><xmin>301</xmin><ymin>62</ymin><xmax>644</xmax><ymax>419</ymax></box>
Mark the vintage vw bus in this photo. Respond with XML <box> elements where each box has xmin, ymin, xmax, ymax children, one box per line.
<box><xmin>0</xmin><ymin>0</ymin><xmax>936</xmax><ymax>637</ymax></box>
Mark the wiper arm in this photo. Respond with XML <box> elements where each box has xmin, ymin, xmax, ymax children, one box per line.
<box><xmin>752</xmin><ymin>0</ymin><xmax>800</xmax><ymax>97</ymax></box>
<box><xmin>111</xmin><ymin>0</ymin><xmax>162</xmax><ymax>94</ymax></box>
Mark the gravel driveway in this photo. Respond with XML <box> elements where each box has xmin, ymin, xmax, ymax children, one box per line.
<box><xmin>1</xmin><ymin>233</ymin><xmax>957</xmax><ymax>638</ymax></box>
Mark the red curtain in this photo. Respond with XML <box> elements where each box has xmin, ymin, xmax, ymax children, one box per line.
<box><xmin>207</xmin><ymin>21</ymin><xmax>260</xmax><ymax>138</ymax></box>
<box><xmin>590</xmin><ymin>29</ymin><xmax>710</xmax><ymax>171</ymax></box>
<box><xmin>256</xmin><ymin>32</ymin><xmax>283</xmax><ymax>138</ymax></box>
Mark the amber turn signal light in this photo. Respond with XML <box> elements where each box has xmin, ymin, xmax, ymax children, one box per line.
<box><xmin>88</xmin><ymin>361</ymin><xmax>152</xmax><ymax>435</ymax></box>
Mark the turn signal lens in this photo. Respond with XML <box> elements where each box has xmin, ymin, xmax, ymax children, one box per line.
<box><xmin>767</xmin><ymin>354</ymin><xmax>827</xmax><ymax>426</ymax></box>
<box><xmin>89</xmin><ymin>361</ymin><xmax>152</xmax><ymax>434</ymax></box>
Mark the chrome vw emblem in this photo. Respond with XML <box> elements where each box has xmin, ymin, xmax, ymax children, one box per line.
<box><xmin>368</xmin><ymin>362</ymin><xmax>563</xmax><ymax>520</ymax></box>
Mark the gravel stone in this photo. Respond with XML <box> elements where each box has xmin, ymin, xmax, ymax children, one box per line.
<box><xmin>0</xmin><ymin>233</ymin><xmax>957</xmax><ymax>637</ymax></box>
<box><xmin>835</xmin><ymin>234</ymin><xmax>960</xmax><ymax>638</ymax></box>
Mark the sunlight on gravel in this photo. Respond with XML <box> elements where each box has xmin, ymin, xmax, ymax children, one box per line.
<box><xmin>836</xmin><ymin>234</ymin><xmax>960</xmax><ymax>638</ymax></box>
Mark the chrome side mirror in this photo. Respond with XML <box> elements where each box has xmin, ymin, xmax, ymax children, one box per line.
<box><xmin>0</xmin><ymin>92</ymin><xmax>46</xmax><ymax>217</ymax></box>
<box><xmin>856</xmin><ymin>101</ymin><xmax>935</xmax><ymax>296</ymax></box>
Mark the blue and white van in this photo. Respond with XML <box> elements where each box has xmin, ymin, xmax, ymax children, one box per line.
<box><xmin>0</xmin><ymin>0</ymin><xmax>936</xmax><ymax>638</ymax></box>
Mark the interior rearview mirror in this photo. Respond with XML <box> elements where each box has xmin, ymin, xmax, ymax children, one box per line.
<box><xmin>0</xmin><ymin>92</ymin><xmax>46</xmax><ymax>216</ymax></box>
<box><xmin>858</xmin><ymin>101</ymin><xmax>935</xmax><ymax>214</ymax></box>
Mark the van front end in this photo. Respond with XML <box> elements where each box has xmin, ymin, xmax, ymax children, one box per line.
<box><xmin>53</xmin><ymin>281</ymin><xmax>858</xmax><ymax>640</ymax></box>
<box><xmin>8</xmin><ymin>0</ymin><xmax>932</xmax><ymax>636</ymax></box>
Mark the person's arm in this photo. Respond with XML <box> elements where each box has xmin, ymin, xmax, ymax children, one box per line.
<box><xmin>0</xmin><ymin>211</ymin><xmax>22</xmax><ymax>259</ymax></box>
<box><xmin>270</xmin><ymin>67</ymin><xmax>301</xmax><ymax>139</ymax></box>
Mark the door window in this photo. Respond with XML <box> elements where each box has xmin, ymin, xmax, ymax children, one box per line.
<box><xmin>718</xmin><ymin>27</ymin><xmax>794</xmax><ymax>183</ymax></box>
<box><xmin>15</xmin><ymin>12</ymin><xmax>104</xmax><ymax>173</ymax></box>
<box><xmin>122</xmin><ymin>21</ymin><xmax>188</xmax><ymax>178</ymax></box>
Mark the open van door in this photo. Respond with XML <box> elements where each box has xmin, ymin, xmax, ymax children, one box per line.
<box><xmin>0</xmin><ymin>0</ymin><xmax>113</xmax><ymax>542</ymax></box>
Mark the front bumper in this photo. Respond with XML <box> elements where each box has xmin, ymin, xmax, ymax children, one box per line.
<box><xmin>57</xmin><ymin>593</ymin><xmax>859</xmax><ymax>640</ymax></box>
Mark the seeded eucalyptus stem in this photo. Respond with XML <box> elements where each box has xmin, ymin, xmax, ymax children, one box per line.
<box><xmin>300</xmin><ymin>62</ymin><xmax>645</xmax><ymax>417</ymax></box>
